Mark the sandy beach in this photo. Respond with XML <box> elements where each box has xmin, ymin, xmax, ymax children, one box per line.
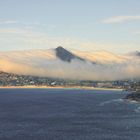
<box><xmin>0</xmin><ymin>85</ymin><xmax>123</xmax><ymax>91</ymax></box>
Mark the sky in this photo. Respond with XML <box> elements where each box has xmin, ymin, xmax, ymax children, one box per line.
<box><xmin>0</xmin><ymin>0</ymin><xmax>140</xmax><ymax>53</ymax></box>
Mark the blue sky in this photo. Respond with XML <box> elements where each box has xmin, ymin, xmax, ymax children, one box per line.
<box><xmin>0</xmin><ymin>0</ymin><xmax>140</xmax><ymax>53</ymax></box>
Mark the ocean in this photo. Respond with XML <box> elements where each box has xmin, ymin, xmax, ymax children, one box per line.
<box><xmin>0</xmin><ymin>89</ymin><xmax>140</xmax><ymax>140</ymax></box>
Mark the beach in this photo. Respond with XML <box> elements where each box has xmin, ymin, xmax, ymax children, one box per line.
<box><xmin>0</xmin><ymin>85</ymin><xmax>123</xmax><ymax>91</ymax></box>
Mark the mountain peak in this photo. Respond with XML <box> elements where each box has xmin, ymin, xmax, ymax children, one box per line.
<box><xmin>55</xmin><ymin>46</ymin><xmax>85</xmax><ymax>62</ymax></box>
<box><xmin>55</xmin><ymin>46</ymin><xmax>75</xmax><ymax>62</ymax></box>
<box><xmin>56</xmin><ymin>46</ymin><xmax>65</xmax><ymax>50</ymax></box>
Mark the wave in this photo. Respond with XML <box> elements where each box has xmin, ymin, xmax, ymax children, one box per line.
<box><xmin>98</xmin><ymin>98</ymin><xmax>124</xmax><ymax>106</ymax></box>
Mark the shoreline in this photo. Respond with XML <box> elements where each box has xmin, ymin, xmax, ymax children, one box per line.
<box><xmin>124</xmin><ymin>91</ymin><xmax>140</xmax><ymax>102</ymax></box>
<box><xmin>0</xmin><ymin>85</ymin><xmax>123</xmax><ymax>91</ymax></box>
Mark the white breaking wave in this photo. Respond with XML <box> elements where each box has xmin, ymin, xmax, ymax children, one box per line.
<box><xmin>98</xmin><ymin>99</ymin><xmax>124</xmax><ymax>106</ymax></box>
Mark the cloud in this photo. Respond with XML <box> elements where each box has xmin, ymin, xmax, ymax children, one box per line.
<box><xmin>0</xmin><ymin>20</ymin><xmax>39</xmax><ymax>25</ymax></box>
<box><xmin>102</xmin><ymin>16</ymin><xmax>140</xmax><ymax>24</ymax></box>
<box><xmin>0</xmin><ymin>20</ymin><xmax>48</xmax><ymax>28</ymax></box>
<box><xmin>0</xmin><ymin>49</ymin><xmax>140</xmax><ymax>81</ymax></box>
<box><xmin>0</xmin><ymin>27</ymin><xmax>83</xmax><ymax>51</ymax></box>
<box><xmin>0</xmin><ymin>20</ymin><xmax>18</xmax><ymax>24</ymax></box>
<box><xmin>0</xmin><ymin>27</ymin><xmax>139</xmax><ymax>53</ymax></box>
<box><xmin>0</xmin><ymin>28</ymin><xmax>28</xmax><ymax>34</ymax></box>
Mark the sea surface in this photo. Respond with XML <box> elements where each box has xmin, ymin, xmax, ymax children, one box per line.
<box><xmin>0</xmin><ymin>89</ymin><xmax>140</xmax><ymax>140</ymax></box>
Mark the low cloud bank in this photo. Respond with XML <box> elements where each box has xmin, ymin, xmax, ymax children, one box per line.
<box><xmin>0</xmin><ymin>50</ymin><xmax>140</xmax><ymax>81</ymax></box>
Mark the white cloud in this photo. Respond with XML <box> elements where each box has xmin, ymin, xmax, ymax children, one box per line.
<box><xmin>0</xmin><ymin>20</ymin><xmax>46</xmax><ymax>28</ymax></box>
<box><xmin>0</xmin><ymin>20</ymin><xmax>38</xmax><ymax>25</ymax></box>
<box><xmin>0</xmin><ymin>28</ymin><xmax>28</xmax><ymax>34</ymax></box>
<box><xmin>0</xmin><ymin>20</ymin><xmax>18</xmax><ymax>24</ymax></box>
<box><xmin>102</xmin><ymin>16</ymin><xmax>140</xmax><ymax>24</ymax></box>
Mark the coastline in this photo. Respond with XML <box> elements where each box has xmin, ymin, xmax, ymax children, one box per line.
<box><xmin>124</xmin><ymin>91</ymin><xmax>140</xmax><ymax>102</ymax></box>
<box><xmin>0</xmin><ymin>85</ymin><xmax>123</xmax><ymax>91</ymax></box>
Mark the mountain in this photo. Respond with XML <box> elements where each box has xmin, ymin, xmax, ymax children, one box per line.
<box><xmin>0</xmin><ymin>47</ymin><xmax>140</xmax><ymax>81</ymax></box>
<box><xmin>135</xmin><ymin>51</ymin><xmax>140</xmax><ymax>57</ymax></box>
<box><xmin>55</xmin><ymin>46</ymin><xmax>85</xmax><ymax>62</ymax></box>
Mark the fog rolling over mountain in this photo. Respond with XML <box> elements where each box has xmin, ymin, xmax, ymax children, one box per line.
<box><xmin>0</xmin><ymin>46</ymin><xmax>140</xmax><ymax>81</ymax></box>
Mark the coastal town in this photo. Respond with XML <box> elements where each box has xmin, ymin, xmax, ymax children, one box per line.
<box><xmin>0</xmin><ymin>71</ymin><xmax>139</xmax><ymax>90</ymax></box>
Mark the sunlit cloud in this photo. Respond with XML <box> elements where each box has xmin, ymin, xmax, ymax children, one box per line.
<box><xmin>0</xmin><ymin>49</ymin><xmax>140</xmax><ymax>81</ymax></box>
<box><xmin>102</xmin><ymin>15</ymin><xmax>140</xmax><ymax>24</ymax></box>
<box><xmin>0</xmin><ymin>26</ymin><xmax>139</xmax><ymax>80</ymax></box>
